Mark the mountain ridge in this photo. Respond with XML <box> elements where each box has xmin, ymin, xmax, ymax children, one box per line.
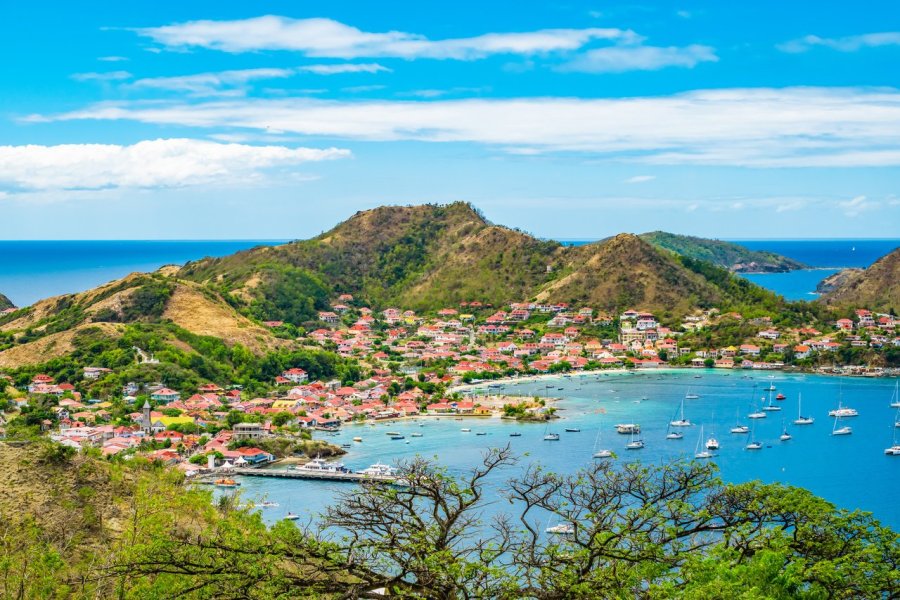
<box><xmin>639</xmin><ymin>231</ymin><xmax>806</xmax><ymax>273</ymax></box>
<box><xmin>820</xmin><ymin>248</ymin><xmax>900</xmax><ymax>313</ymax></box>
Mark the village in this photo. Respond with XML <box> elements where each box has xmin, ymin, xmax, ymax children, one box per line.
<box><xmin>1</xmin><ymin>293</ymin><xmax>898</xmax><ymax>471</ymax></box>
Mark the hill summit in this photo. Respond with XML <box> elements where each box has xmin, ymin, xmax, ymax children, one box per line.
<box><xmin>821</xmin><ymin>247</ymin><xmax>900</xmax><ymax>313</ymax></box>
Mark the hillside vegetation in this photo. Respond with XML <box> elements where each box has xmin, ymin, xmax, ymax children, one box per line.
<box><xmin>0</xmin><ymin>292</ymin><xmax>13</xmax><ymax>311</ymax></box>
<box><xmin>640</xmin><ymin>231</ymin><xmax>806</xmax><ymax>272</ymax></box>
<box><xmin>180</xmin><ymin>202</ymin><xmax>799</xmax><ymax>322</ymax></box>
<box><xmin>821</xmin><ymin>247</ymin><xmax>900</xmax><ymax>313</ymax></box>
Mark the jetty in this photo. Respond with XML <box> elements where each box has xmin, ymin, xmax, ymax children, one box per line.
<box><xmin>206</xmin><ymin>468</ymin><xmax>398</xmax><ymax>484</ymax></box>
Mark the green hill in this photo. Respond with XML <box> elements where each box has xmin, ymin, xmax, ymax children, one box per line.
<box><xmin>0</xmin><ymin>292</ymin><xmax>13</xmax><ymax>311</ymax></box>
<box><xmin>640</xmin><ymin>231</ymin><xmax>806</xmax><ymax>273</ymax></box>
<box><xmin>821</xmin><ymin>247</ymin><xmax>900</xmax><ymax>313</ymax></box>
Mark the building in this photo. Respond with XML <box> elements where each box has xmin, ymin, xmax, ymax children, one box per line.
<box><xmin>232</xmin><ymin>422</ymin><xmax>264</xmax><ymax>441</ymax></box>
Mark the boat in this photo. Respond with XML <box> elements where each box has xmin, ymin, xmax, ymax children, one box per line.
<box><xmin>545</xmin><ymin>523</ymin><xmax>574</xmax><ymax>535</ymax></box>
<box><xmin>284</xmin><ymin>513</ymin><xmax>300</xmax><ymax>521</ymax></box>
<box><xmin>832</xmin><ymin>415</ymin><xmax>852</xmax><ymax>436</ymax></box>
<box><xmin>390</xmin><ymin>434</ymin><xmax>405</xmax><ymax>440</ymax></box>
<box><xmin>385</xmin><ymin>431</ymin><xmax>400</xmax><ymax>436</ymax></box>
<box><xmin>793</xmin><ymin>393</ymin><xmax>814</xmax><ymax>425</ymax></box>
<box><xmin>543</xmin><ymin>433</ymin><xmax>560</xmax><ymax>441</ymax></box>
<box><xmin>357</xmin><ymin>462</ymin><xmax>397</xmax><ymax>477</ymax></box>
<box><xmin>684</xmin><ymin>389</ymin><xmax>700</xmax><ymax>400</ymax></box>
<box><xmin>828</xmin><ymin>406</ymin><xmax>858</xmax><ymax>418</ymax></box>
<box><xmin>341</xmin><ymin>443</ymin><xmax>352</xmax><ymax>448</ymax></box>
<box><xmin>509</xmin><ymin>432</ymin><xmax>522</xmax><ymax>437</ymax></box>
<box><xmin>410</xmin><ymin>432</ymin><xmax>423</xmax><ymax>437</ymax></box>
<box><xmin>260</xmin><ymin>501</ymin><xmax>279</xmax><ymax>508</ymax></box>
<box><xmin>352</xmin><ymin>437</ymin><xmax>363</xmax><ymax>442</ymax></box>
<box><xmin>592</xmin><ymin>425</ymin><xmax>613</xmax><ymax>458</ymax></box>
<box><xmin>730</xmin><ymin>425</ymin><xmax>750</xmax><ymax>434</ymax></box>
<box><xmin>298</xmin><ymin>456</ymin><xmax>350</xmax><ymax>473</ymax></box>
<box><xmin>616</xmin><ymin>423</ymin><xmax>640</xmax><ymax>434</ymax></box>
<box><xmin>565</xmin><ymin>427</ymin><xmax>581</xmax><ymax>433</ymax></box>
<box><xmin>461</xmin><ymin>428</ymin><xmax>471</xmax><ymax>432</ymax></box>
<box><xmin>669</xmin><ymin>397</ymin><xmax>692</xmax><ymax>427</ymax></box>
<box><xmin>666</xmin><ymin>429</ymin><xmax>684</xmax><ymax>440</ymax></box>
<box><xmin>625</xmin><ymin>429</ymin><xmax>644</xmax><ymax>450</ymax></box>
<box><xmin>775</xmin><ymin>393</ymin><xmax>786</xmax><ymax>400</ymax></box>
<box><xmin>779</xmin><ymin>420</ymin><xmax>792</xmax><ymax>441</ymax></box>
<box><xmin>746</xmin><ymin>423</ymin><xmax>762</xmax><ymax>450</ymax></box>
<box><xmin>695</xmin><ymin>426</ymin><xmax>713</xmax><ymax>459</ymax></box>
<box><xmin>214</xmin><ymin>478</ymin><xmax>239</xmax><ymax>488</ymax></box>
<box><xmin>476</xmin><ymin>432</ymin><xmax>487</xmax><ymax>436</ymax></box>
<box><xmin>762</xmin><ymin>389</ymin><xmax>781</xmax><ymax>412</ymax></box>
<box><xmin>885</xmin><ymin>445</ymin><xmax>900</xmax><ymax>456</ymax></box>
<box><xmin>766</xmin><ymin>384</ymin><xmax>776</xmax><ymax>391</ymax></box>
<box><xmin>705</xmin><ymin>434</ymin><xmax>719</xmax><ymax>450</ymax></box>
<box><xmin>889</xmin><ymin>381</ymin><xmax>900</xmax><ymax>408</ymax></box>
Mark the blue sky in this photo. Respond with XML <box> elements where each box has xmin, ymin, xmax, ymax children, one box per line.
<box><xmin>2</xmin><ymin>0</ymin><xmax>899</xmax><ymax>239</ymax></box>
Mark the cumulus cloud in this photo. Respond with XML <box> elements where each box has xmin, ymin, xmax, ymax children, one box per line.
<box><xmin>31</xmin><ymin>87</ymin><xmax>900</xmax><ymax>168</ymax></box>
<box><xmin>128</xmin><ymin>68</ymin><xmax>296</xmax><ymax>97</ymax></box>
<box><xmin>0</xmin><ymin>139</ymin><xmax>350</xmax><ymax>192</ymax></box>
<box><xmin>71</xmin><ymin>71</ymin><xmax>133</xmax><ymax>82</ymax></box>
<box><xmin>625</xmin><ymin>175</ymin><xmax>656</xmax><ymax>183</ymax></box>
<box><xmin>134</xmin><ymin>16</ymin><xmax>639</xmax><ymax>59</ymax></box>
<box><xmin>561</xmin><ymin>44</ymin><xmax>717</xmax><ymax>72</ymax></box>
<box><xmin>778</xmin><ymin>31</ymin><xmax>900</xmax><ymax>53</ymax></box>
<box><xmin>838</xmin><ymin>194</ymin><xmax>878</xmax><ymax>217</ymax></box>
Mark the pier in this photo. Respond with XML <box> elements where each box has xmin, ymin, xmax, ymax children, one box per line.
<box><xmin>207</xmin><ymin>468</ymin><xmax>398</xmax><ymax>484</ymax></box>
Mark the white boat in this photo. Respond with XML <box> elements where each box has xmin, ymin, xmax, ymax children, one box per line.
<box><xmin>284</xmin><ymin>512</ymin><xmax>300</xmax><ymax>521</ymax></box>
<box><xmin>545</xmin><ymin>523</ymin><xmax>574</xmax><ymax>535</ymax></box>
<box><xmin>410</xmin><ymin>432</ymin><xmax>423</xmax><ymax>437</ymax></box>
<box><xmin>761</xmin><ymin>389</ymin><xmax>781</xmax><ymax>412</ymax></box>
<box><xmin>592</xmin><ymin>425</ymin><xmax>613</xmax><ymax>458</ymax></box>
<box><xmin>828</xmin><ymin>406</ymin><xmax>858</xmax><ymax>418</ymax></box>
<box><xmin>461</xmin><ymin>428</ymin><xmax>471</xmax><ymax>432</ymax></box>
<box><xmin>669</xmin><ymin>397</ymin><xmax>692</xmax><ymax>427</ymax></box>
<box><xmin>885</xmin><ymin>445</ymin><xmax>900</xmax><ymax>456</ymax></box>
<box><xmin>260</xmin><ymin>501</ymin><xmax>279</xmax><ymax>508</ymax></box>
<box><xmin>298</xmin><ymin>456</ymin><xmax>349</xmax><ymax>473</ymax></box>
<box><xmin>730</xmin><ymin>425</ymin><xmax>750</xmax><ymax>434</ymax></box>
<box><xmin>685</xmin><ymin>388</ymin><xmax>700</xmax><ymax>400</ymax></box>
<box><xmin>666</xmin><ymin>430</ymin><xmax>684</xmax><ymax>440</ymax></box>
<box><xmin>748</xmin><ymin>411</ymin><xmax>767</xmax><ymax>419</ymax></box>
<box><xmin>357</xmin><ymin>462</ymin><xmax>397</xmax><ymax>477</ymax></box>
<box><xmin>625</xmin><ymin>430</ymin><xmax>644</xmax><ymax>450</ymax></box>
<box><xmin>793</xmin><ymin>392</ymin><xmax>814</xmax><ymax>425</ymax></box>
<box><xmin>544</xmin><ymin>433</ymin><xmax>560</xmax><ymax>441</ymax></box>
<box><xmin>889</xmin><ymin>381</ymin><xmax>900</xmax><ymax>408</ymax></box>
<box><xmin>565</xmin><ymin>427</ymin><xmax>581</xmax><ymax>433</ymax></box>
<box><xmin>352</xmin><ymin>436</ymin><xmax>363</xmax><ymax>442</ymax></box>
<box><xmin>695</xmin><ymin>426</ymin><xmax>713</xmax><ymax>459</ymax></box>
<box><xmin>746</xmin><ymin>423</ymin><xmax>762</xmax><ymax>450</ymax></box>
<box><xmin>616</xmin><ymin>423</ymin><xmax>640</xmax><ymax>434</ymax></box>
<box><xmin>832</xmin><ymin>416</ymin><xmax>852</xmax><ymax>436</ymax></box>
<box><xmin>705</xmin><ymin>435</ymin><xmax>719</xmax><ymax>450</ymax></box>
<box><xmin>779</xmin><ymin>420</ymin><xmax>792</xmax><ymax>441</ymax></box>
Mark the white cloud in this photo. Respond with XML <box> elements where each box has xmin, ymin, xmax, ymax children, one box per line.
<box><xmin>134</xmin><ymin>16</ymin><xmax>640</xmax><ymax>59</ymax></box>
<box><xmin>128</xmin><ymin>68</ymin><xmax>296</xmax><ymax>97</ymax></box>
<box><xmin>838</xmin><ymin>194</ymin><xmax>877</xmax><ymax>217</ymax></box>
<box><xmin>0</xmin><ymin>139</ymin><xmax>350</xmax><ymax>192</ymax></box>
<box><xmin>624</xmin><ymin>175</ymin><xmax>656</xmax><ymax>183</ymax></box>
<box><xmin>71</xmin><ymin>71</ymin><xmax>133</xmax><ymax>82</ymax></box>
<box><xmin>98</xmin><ymin>55</ymin><xmax>129</xmax><ymax>62</ymax></box>
<box><xmin>298</xmin><ymin>63</ymin><xmax>390</xmax><ymax>75</ymax></box>
<box><xmin>778</xmin><ymin>32</ymin><xmax>900</xmax><ymax>53</ymax></box>
<box><xmin>30</xmin><ymin>87</ymin><xmax>900</xmax><ymax>167</ymax></box>
<box><xmin>561</xmin><ymin>44</ymin><xmax>717</xmax><ymax>72</ymax></box>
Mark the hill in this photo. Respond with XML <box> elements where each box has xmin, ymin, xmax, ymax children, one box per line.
<box><xmin>820</xmin><ymin>247</ymin><xmax>900</xmax><ymax>313</ymax></box>
<box><xmin>639</xmin><ymin>231</ymin><xmax>805</xmax><ymax>273</ymax></box>
<box><xmin>181</xmin><ymin>202</ymin><xmax>783</xmax><ymax>320</ymax></box>
<box><xmin>0</xmin><ymin>292</ymin><xmax>13</xmax><ymax>311</ymax></box>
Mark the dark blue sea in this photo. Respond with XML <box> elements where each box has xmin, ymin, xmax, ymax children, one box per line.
<box><xmin>0</xmin><ymin>240</ymin><xmax>286</xmax><ymax>307</ymax></box>
<box><xmin>561</xmin><ymin>238</ymin><xmax>899</xmax><ymax>301</ymax></box>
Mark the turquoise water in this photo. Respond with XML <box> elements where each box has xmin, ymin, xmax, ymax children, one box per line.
<box><xmin>226</xmin><ymin>370</ymin><xmax>900</xmax><ymax>529</ymax></box>
<box><xmin>742</xmin><ymin>269</ymin><xmax>841</xmax><ymax>301</ymax></box>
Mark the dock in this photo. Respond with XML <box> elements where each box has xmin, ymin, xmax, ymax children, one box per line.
<box><xmin>219</xmin><ymin>468</ymin><xmax>398</xmax><ymax>483</ymax></box>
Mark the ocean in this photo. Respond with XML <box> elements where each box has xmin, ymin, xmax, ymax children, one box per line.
<box><xmin>221</xmin><ymin>370</ymin><xmax>900</xmax><ymax>530</ymax></box>
<box><xmin>0</xmin><ymin>240</ymin><xmax>287</xmax><ymax>307</ymax></box>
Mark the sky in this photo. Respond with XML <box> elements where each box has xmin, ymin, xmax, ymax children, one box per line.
<box><xmin>2</xmin><ymin>0</ymin><xmax>900</xmax><ymax>240</ymax></box>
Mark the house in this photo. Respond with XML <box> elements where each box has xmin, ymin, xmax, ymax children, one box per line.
<box><xmin>282</xmin><ymin>368</ymin><xmax>309</xmax><ymax>384</ymax></box>
<box><xmin>150</xmin><ymin>388</ymin><xmax>180</xmax><ymax>403</ymax></box>
<box><xmin>836</xmin><ymin>318</ymin><xmax>854</xmax><ymax>331</ymax></box>
<box><xmin>83</xmin><ymin>367</ymin><xmax>111</xmax><ymax>380</ymax></box>
<box><xmin>233</xmin><ymin>422</ymin><xmax>264</xmax><ymax>441</ymax></box>
<box><xmin>793</xmin><ymin>345</ymin><xmax>811</xmax><ymax>359</ymax></box>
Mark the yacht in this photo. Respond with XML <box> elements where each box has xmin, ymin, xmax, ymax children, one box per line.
<box><xmin>666</xmin><ymin>429</ymin><xmax>684</xmax><ymax>440</ymax></box>
<box><xmin>625</xmin><ymin>430</ymin><xmax>644</xmax><ymax>450</ymax></box>
<box><xmin>746</xmin><ymin>423</ymin><xmax>762</xmax><ymax>450</ymax></box>
<box><xmin>705</xmin><ymin>435</ymin><xmax>720</xmax><ymax>450</ymax></box>
<box><xmin>762</xmin><ymin>389</ymin><xmax>782</xmax><ymax>412</ymax></box>
<box><xmin>357</xmin><ymin>462</ymin><xmax>397</xmax><ymax>477</ymax></box>
<box><xmin>410</xmin><ymin>432</ymin><xmax>423</xmax><ymax>437</ymax></box>
<box><xmin>779</xmin><ymin>420</ymin><xmax>792</xmax><ymax>441</ymax></box>
<box><xmin>284</xmin><ymin>513</ymin><xmax>301</xmax><ymax>521</ymax></box>
<box><xmin>832</xmin><ymin>416</ymin><xmax>852</xmax><ymax>436</ymax></box>
<box><xmin>670</xmin><ymin>397</ymin><xmax>692</xmax><ymax>427</ymax></box>
<box><xmin>884</xmin><ymin>445</ymin><xmax>900</xmax><ymax>456</ymax></box>
<box><xmin>684</xmin><ymin>389</ymin><xmax>700</xmax><ymax>400</ymax></box>
<box><xmin>793</xmin><ymin>393</ymin><xmax>814</xmax><ymax>425</ymax></box>
<box><xmin>298</xmin><ymin>457</ymin><xmax>350</xmax><ymax>473</ymax></box>
<box><xmin>592</xmin><ymin>424</ymin><xmax>613</xmax><ymax>458</ymax></box>
<box><xmin>616</xmin><ymin>423</ymin><xmax>641</xmax><ymax>434</ymax></box>
<box><xmin>565</xmin><ymin>427</ymin><xmax>581</xmax><ymax>432</ymax></box>
<box><xmin>828</xmin><ymin>406</ymin><xmax>858</xmax><ymax>418</ymax></box>
<box><xmin>695</xmin><ymin>426</ymin><xmax>713</xmax><ymax>459</ymax></box>
<box><xmin>461</xmin><ymin>428</ymin><xmax>471</xmax><ymax>432</ymax></box>
<box><xmin>730</xmin><ymin>425</ymin><xmax>750</xmax><ymax>434</ymax></box>
<box><xmin>543</xmin><ymin>433</ymin><xmax>561</xmax><ymax>441</ymax></box>
<box><xmin>889</xmin><ymin>381</ymin><xmax>900</xmax><ymax>408</ymax></box>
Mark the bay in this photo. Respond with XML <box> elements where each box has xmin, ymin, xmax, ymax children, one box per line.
<box><xmin>228</xmin><ymin>370</ymin><xmax>900</xmax><ymax>530</ymax></box>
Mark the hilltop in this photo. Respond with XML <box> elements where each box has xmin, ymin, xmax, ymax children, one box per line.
<box><xmin>0</xmin><ymin>292</ymin><xmax>13</xmax><ymax>311</ymax></box>
<box><xmin>180</xmin><ymin>202</ymin><xmax>784</xmax><ymax>321</ymax></box>
<box><xmin>639</xmin><ymin>231</ymin><xmax>805</xmax><ymax>273</ymax></box>
<box><xmin>821</xmin><ymin>247</ymin><xmax>900</xmax><ymax>313</ymax></box>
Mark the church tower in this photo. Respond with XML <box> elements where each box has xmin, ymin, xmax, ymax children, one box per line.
<box><xmin>141</xmin><ymin>400</ymin><xmax>152</xmax><ymax>434</ymax></box>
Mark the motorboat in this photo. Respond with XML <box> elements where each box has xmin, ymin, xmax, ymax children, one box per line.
<box><xmin>775</xmin><ymin>393</ymin><xmax>786</xmax><ymax>400</ymax></box>
<box><xmin>476</xmin><ymin>432</ymin><xmax>487</xmax><ymax>436</ymax></box>
<box><xmin>284</xmin><ymin>513</ymin><xmax>301</xmax><ymax>521</ymax></box>
<box><xmin>260</xmin><ymin>501</ymin><xmax>279</xmax><ymax>508</ymax></box>
<box><xmin>357</xmin><ymin>462</ymin><xmax>397</xmax><ymax>477</ymax></box>
<box><xmin>298</xmin><ymin>457</ymin><xmax>350</xmax><ymax>473</ymax></box>
<box><xmin>390</xmin><ymin>434</ymin><xmax>405</xmax><ymax>440</ymax></box>
<box><xmin>509</xmin><ymin>432</ymin><xmax>522</xmax><ymax>437</ymax></box>
<box><xmin>565</xmin><ymin>427</ymin><xmax>581</xmax><ymax>432</ymax></box>
<box><xmin>884</xmin><ymin>445</ymin><xmax>900</xmax><ymax>456</ymax></box>
<box><xmin>410</xmin><ymin>432</ymin><xmax>423</xmax><ymax>437</ymax></box>
<box><xmin>352</xmin><ymin>437</ymin><xmax>363</xmax><ymax>442</ymax></box>
<box><xmin>616</xmin><ymin>423</ymin><xmax>641</xmax><ymax>434</ymax></box>
<box><xmin>705</xmin><ymin>436</ymin><xmax>720</xmax><ymax>450</ymax></box>
<box><xmin>461</xmin><ymin>428</ymin><xmax>471</xmax><ymax>432</ymax></box>
<box><xmin>214</xmin><ymin>478</ymin><xmax>240</xmax><ymax>488</ymax></box>
<box><xmin>544</xmin><ymin>433</ymin><xmax>561</xmax><ymax>441</ymax></box>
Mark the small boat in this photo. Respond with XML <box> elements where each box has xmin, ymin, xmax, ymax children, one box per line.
<box><xmin>509</xmin><ymin>432</ymin><xmax>522</xmax><ymax>437</ymax></box>
<box><xmin>775</xmin><ymin>393</ymin><xmax>786</xmax><ymax>400</ymax></box>
<box><xmin>666</xmin><ymin>431</ymin><xmax>684</xmax><ymax>440</ymax></box>
<box><xmin>352</xmin><ymin>437</ymin><xmax>363</xmax><ymax>442</ymax></box>
<box><xmin>695</xmin><ymin>426</ymin><xmax>713</xmax><ymax>459</ymax></box>
<box><xmin>475</xmin><ymin>432</ymin><xmax>487</xmax><ymax>436</ymax></box>
<box><xmin>543</xmin><ymin>433</ymin><xmax>561</xmax><ymax>441</ymax></box>
<box><xmin>748</xmin><ymin>411</ymin><xmax>767</xmax><ymax>419</ymax></box>
<box><xmin>884</xmin><ymin>445</ymin><xmax>900</xmax><ymax>456</ymax></box>
<box><xmin>260</xmin><ymin>501</ymin><xmax>279</xmax><ymax>508</ymax></box>
<box><xmin>461</xmin><ymin>428</ymin><xmax>471</xmax><ymax>432</ymax></box>
<box><xmin>565</xmin><ymin>427</ymin><xmax>581</xmax><ymax>432</ymax></box>
<box><xmin>625</xmin><ymin>429</ymin><xmax>644</xmax><ymax>450</ymax></box>
<box><xmin>341</xmin><ymin>443</ymin><xmax>352</xmax><ymax>448</ymax></box>
<box><xmin>705</xmin><ymin>435</ymin><xmax>719</xmax><ymax>450</ymax></box>
<box><xmin>592</xmin><ymin>424</ymin><xmax>613</xmax><ymax>458</ymax></box>
<box><xmin>593</xmin><ymin>449</ymin><xmax>613</xmax><ymax>458</ymax></box>
<box><xmin>890</xmin><ymin>381</ymin><xmax>900</xmax><ymax>408</ymax></box>
<box><xmin>746</xmin><ymin>441</ymin><xmax>763</xmax><ymax>450</ymax></box>
<box><xmin>385</xmin><ymin>431</ymin><xmax>400</xmax><ymax>436</ymax></box>
<box><xmin>669</xmin><ymin>397</ymin><xmax>692</xmax><ymax>427</ymax></box>
<box><xmin>410</xmin><ymin>432</ymin><xmax>423</xmax><ymax>437</ymax></box>
<box><xmin>766</xmin><ymin>384</ymin><xmax>776</xmax><ymax>392</ymax></box>
<box><xmin>214</xmin><ymin>478</ymin><xmax>240</xmax><ymax>488</ymax></box>
<box><xmin>762</xmin><ymin>390</ymin><xmax>781</xmax><ymax>412</ymax></box>
<box><xmin>685</xmin><ymin>389</ymin><xmax>700</xmax><ymax>400</ymax></box>
<box><xmin>832</xmin><ymin>416</ymin><xmax>852</xmax><ymax>436</ymax></box>
<box><xmin>390</xmin><ymin>434</ymin><xmax>405</xmax><ymax>440</ymax></box>
<box><xmin>284</xmin><ymin>513</ymin><xmax>300</xmax><ymax>521</ymax></box>
<box><xmin>730</xmin><ymin>425</ymin><xmax>750</xmax><ymax>434</ymax></box>
<box><xmin>616</xmin><ymin>423</ymin><xmax>640</xmax><ymax>434</ymax></box>
<box><xmin>793</xmin><ymin>393</ymin><xmax>814</xmax><ymax>425</ymax></box>
<box><xmin>779</xmin><ymin>420</ymin><xmax>792</xmax><ymax>441</ymax></box>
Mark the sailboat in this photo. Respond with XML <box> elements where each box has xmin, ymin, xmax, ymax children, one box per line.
<box><xmin>779</xmin><ymin>419</ymin><xmax>792</xmax><ymax>441</ymax></box>
<box><xmin>762</xmin><ymin>388</ymin><xmax>781</xmax><ymax>412</ymax></box>
<box><xmin>885</xmin><ymin>421</ymin><xmax>900</xmax><ymax>455</ymax></box>
<box><xmin>670</xmin><ymin>397</ymin><xmax>692</xmax><ymax>427</ymax></box>
<box><xmin>889</xmin><ymin>381</ymin><xmax>900</xmax><ymax>409</ymax></box>
<box><xmin>684</xmin><ymin>388</ymin><xmax>700</xmax><ymax>400</ymax></box>
<box><xmin>746</xmin><ymin>421</ymin><xmax>762</xmax><ymax>450</ymax></box>
<box><xmin>543</xmin><ymin>422</ymin><xmax>560</xmax><ymax>441</ymax></box>
<box><xmin>695</xmin><ymin>426</ymin><xmax>713</xmax><ymax>458</ymax></box>
<box><xmin>666</xmin><ymin>424</ymin><xmax>684</xmax><ymax>440</ymax></box>
<box><xmin>625</xmin><ymin>428</ymin><xmax>644</xmax><ymax>450</ymax></box>
<box><xmin>832</xmin><ymin>415</ymin><xmax>852</xmax><ymax>436</ymax></box>
<box><xmin>793</xmin><ymin>392</ymin><xmax>814</xmax><ymax>425</ymax></box>
<box><xmin>730</xmin><ymin>407</ymin><xmax>749</xmax><ymax>433</ymax></box>
<box><xmin>705</xmin><ymin>430</ymin><xmax>720</xmax><ymax>450</ymax></box>
<box><xmin>829</xmin><ymin>380</ymin><xmax>858</xmax><ymax>417</ymax></box>
<box><xmin>592</xmin><ymin>425</ymin><xmax>613</xmax><ymax>458</ymax></box>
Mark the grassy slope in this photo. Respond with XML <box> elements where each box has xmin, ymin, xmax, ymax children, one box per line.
<box><xmin>640</xmin><ymin>231</ymin><xmax>806</xmax><ymax>272</ymax></box>
<box><xmin>821</xmin><ymin>248</ymin><xmax>900</xmax><ymax>313</ymax></box>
